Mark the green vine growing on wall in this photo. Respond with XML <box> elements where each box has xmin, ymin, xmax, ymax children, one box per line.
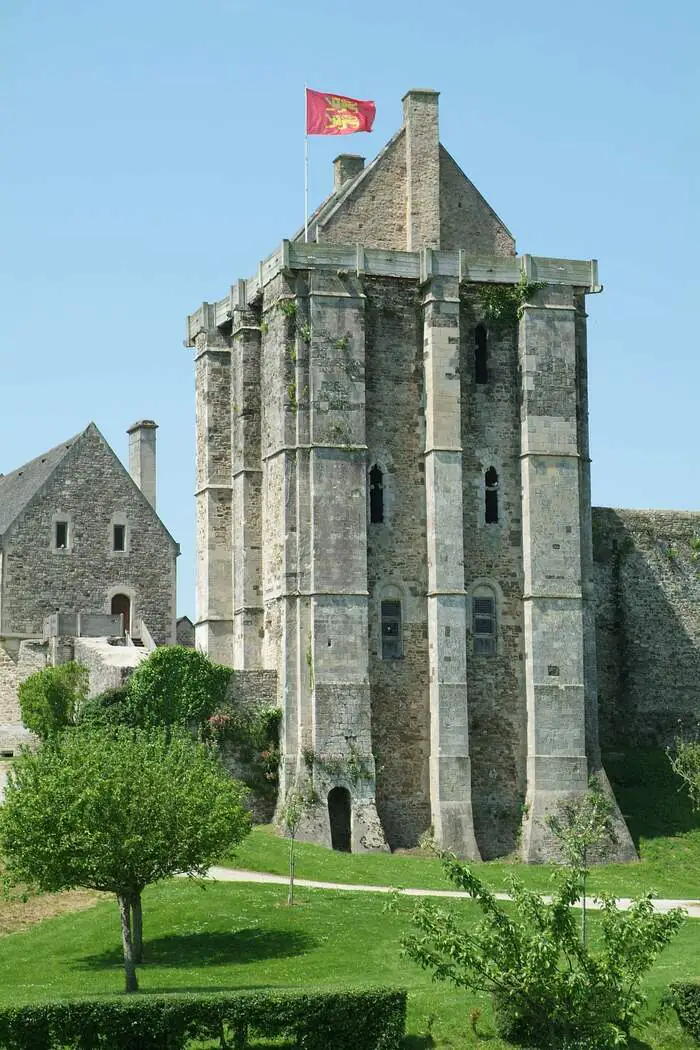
<box><xmin>301</xmin><ymin>744</ymin><xmax>373</xmax><ymax>785</ymax></box>
<box><xmin>477</xmin><ymin>273</ymin><xmax>546</xmax><ymax>326</ymax></box>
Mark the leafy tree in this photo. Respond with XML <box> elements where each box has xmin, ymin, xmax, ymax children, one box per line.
<box><xmin>545</xmin><ymin>774</ymin><xmax>618</xmax><ymax>945</ymax></box>
<box><xmin>18</xmin><ymin>662</ymin><xmax>88</xmax><ymax>739</ymax></box>
<box><xmin>402</xmin><ymin>852</ymin><xmax>684</xmax><ymax>1049</ymax></box>
<box><xmin>668</xmin><ymin>734</ymin><xmax>700</xmax><ymax>810</ymax></box>
<box><xmin>0</xmin><ymin>726</ymin><xmax>251</xmax><ymax>993</ymax></box>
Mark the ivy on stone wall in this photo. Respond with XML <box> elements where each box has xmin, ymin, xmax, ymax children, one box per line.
<box><xmin>207</xmin><ymin>705</ymin><xmax>282</xmax><ymax>804</ymax></box>
<box><xmin>476</xmin><ymin>273</ymin><xmax>546</xmax><ymax>326</ymax></box>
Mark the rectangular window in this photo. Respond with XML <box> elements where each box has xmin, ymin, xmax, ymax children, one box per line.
<box><xmin>113</xmin><ymin>524</ymin><xmax>126</xmax><ymax>552</ymax></box>
<box><xmin>381</xmin><ymin>600</ymin><xmax>403</xmax><ymax>660</ymax></box>
<box><xmin>55</xmin><ymin>520</ymin><xmax>68</xmax><ymax>549</ymax></box>
<box><xmin>473</xmin><ymin>596</ymin><xmax>496</xmax><ymax>655</ymax></box>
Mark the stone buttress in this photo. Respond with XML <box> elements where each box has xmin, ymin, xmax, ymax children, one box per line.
<box><xmin>231</xmin><ymin>281</ymin><xmax>264</xmax><ymax>668</ymax></box>
<box><xmin>261</xmin><ymin>269</ymin><xmax>386</xmax><ymax>850</ymax></box>
<box><xmin>194</xmin><ymin>307</ymin><xmax>233</xmax><ymax>664</ymax></box>
<box><xmin>422</xmin><ymin>272</ymin><xmax>480</xmax><ymax>858</ymax></box>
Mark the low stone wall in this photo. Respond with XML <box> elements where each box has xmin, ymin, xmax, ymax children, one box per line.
<box><xmin>0</xmin><ymin>638</ymin><xmax>46</xmax><ymax>753</ymax></box>
<box><xmin>72</xmin><ymin>636</ymin><xmax>148</xmax><ymax>697</ymax></box>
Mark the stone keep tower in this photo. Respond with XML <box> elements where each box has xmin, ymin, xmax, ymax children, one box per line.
<box><xmin>187</xmin><ymin>89</ymin><xmax>635</xmax><ymax>862</ymax></box>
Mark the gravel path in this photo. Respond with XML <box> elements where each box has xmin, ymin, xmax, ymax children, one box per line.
<box><xmin>201</xmin><ymin>866</ymin><xmax>700</xmax><ymax>918</ymax></box>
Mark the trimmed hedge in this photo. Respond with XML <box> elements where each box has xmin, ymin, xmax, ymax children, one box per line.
<box><xmin>669</xmin><ymin>981</ymin><xmax>700</xmax><ymax>1042</ymax></box>
<box><xmin>0</xmin><ymin>988</ymin><xmax>406</xmax><ymax>1050</ymax></box>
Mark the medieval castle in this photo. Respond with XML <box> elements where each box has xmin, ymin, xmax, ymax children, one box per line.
<box><xmin>187</xmin><ymin>89</ymin><xmax>700</xmax><ymax>862</ymax></box>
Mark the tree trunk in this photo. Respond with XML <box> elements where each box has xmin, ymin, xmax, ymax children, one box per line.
<box><xmin>118</xmin><ymin>893</ymin><xmax>139</xmax><ymax>992</ymax></box>
<box><xmin>131</xmin><ymin>891</ymin><xmax>143</xmax><ymax>964</ymax></box>
<box><xmin>288</xmin><ymin>835</ymin><xmax>296</xmax><ymax>907</ymax></box>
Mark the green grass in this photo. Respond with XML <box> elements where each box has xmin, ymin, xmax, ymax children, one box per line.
<box><xmin>226</xmin><ymin>750</ymin><xmax>700</xmax><ymax>900</ymax></box>
<box><xmin>0</xmin><ymin>878</ymin><xmax>696</xmax><ymax>1048</ymax></box>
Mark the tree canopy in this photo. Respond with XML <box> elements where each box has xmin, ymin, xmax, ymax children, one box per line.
<box><xmin>0</xmin><ymin>725</ymin><xmax>251</xmax><ymax>991</ymax></box>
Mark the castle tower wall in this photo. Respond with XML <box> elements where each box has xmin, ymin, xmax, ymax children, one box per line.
<box><xmin>194</xmin><ymin>307</ymin><xmax>233</xmax><ymax>663</ymax></box>
<box><xmin>261</xmin><ymin>269</ymin><xmax>386</xmax><ymax>849</ymax></box>
<box><xmin>231</xmin><ymin>282</ymin><xmax>264</xmax><ymax>667</ymax></box>
<box><xmin>422</xmin><ymin>273</ymin><xmax>480</xmax><ymax>858</ymax></box>
<box><xmin>459</xmin><ymin>291</ymin><xmax>527</xmax><ymax>859</ymax></box>
<box><xmin>365</xmin><ymin>277</ymin><xmax>431</xmax><ymax>849</ymax></box>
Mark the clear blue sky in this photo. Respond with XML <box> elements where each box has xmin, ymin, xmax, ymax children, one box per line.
<box><xmin>1</xmin><ymin>0</ymin><xmax>698</xmax><ymax>616</ymax></box>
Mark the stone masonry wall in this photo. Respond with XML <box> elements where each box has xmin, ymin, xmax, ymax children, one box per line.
<box><xmin>1</xmin><ymin>426</ymin><xmax>176</xmax><ymax>645</ymax></box>
<box><xmin>593</xmin><ymin>507</ymin><xmax>700</xmax><ymax>747</ymax></box>
<box><xmin>364</xmin><ymin>276</ymin><xmax>432</xmax><ymax>848</ymax></box>
<box><xmin>0</xmin><ymin>639</ymin><xmax>46</xmax><ymax>752</ymax></box>
<box><xmin>320</xmin><ymin>133</ymin><xmax>407</xmax><ymax>250</ymax></box>
<box><xmin>459</xmin><ymin>290</ymin><xmax>526</xmax><ymax>858</ymax></box>
<box><xmin>439</xmin><ymin>150</ymin><xmax>516</xmax><ymax>257</ymax></box>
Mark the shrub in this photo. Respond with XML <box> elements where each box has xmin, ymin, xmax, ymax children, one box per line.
<box><xmin>18</xmin><ymin>662</ymin><xmax>88</xmax><ymax>739</ymax></box>
<box><xmin>402</xmin><ymin>854</ymin><xmax>684</xmax><ymax>1049</ymax></box>
<box><xmin>0</xmin><ymin>988</ymin><xmax>407</xmax><ymax>1050</ymax></box>
<box><xmin>669</xmin><ymin>981</ymin><xmax>700</xmax><ymax>1042</ymax></box>
<box><xmin>77</xmin><ymin>685</ymin><xmax>130</xmax><ymax>727</ymax></box>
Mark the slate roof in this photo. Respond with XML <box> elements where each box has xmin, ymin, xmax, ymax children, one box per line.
<box><xmin>0</xmin><ymin>431</ymin><xmax>81</xmax><ymax>536</ymax></box>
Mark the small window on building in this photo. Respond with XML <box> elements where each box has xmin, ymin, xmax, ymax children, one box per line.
<box><xmin>485</xmin><ymin>467</ymin><xmax>499</xmax><ymax>524</ymax></box>
<box><xmin>55</xmin><ymin>520</ymin><xmax>68</xmax><ymax>549</ymax></box>
<box><xmin>475</xmin><ymin>324</ymin><xmax>488</xmax><ymax>384</ymax></box>
<box><xmin>381</xmin><ymin>600</ymin><xmax>403</xmax><ymax>660</ymax></box>
<box><xmin>473</xmin><ymin>594</ymin><xmax>496</xmax><ymax>656</ymax></box>
<box><xmin>369</xmin><ymin>465</ymin><xmax>384</xmax><ymax>524</ymax></box>
<box><xmin>113</xmin><ymin>524</ymin><xmax>126</xmax><ymax>552</ymax></box>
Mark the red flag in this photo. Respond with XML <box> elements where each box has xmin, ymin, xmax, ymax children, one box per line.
<box><xmin>306</xmin><ymin>88</ymin><xmax>376</xmax><ymax>136</ymax></box>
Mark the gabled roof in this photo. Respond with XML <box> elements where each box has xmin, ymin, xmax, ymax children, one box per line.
<box><xmin>0</xmin><ymin>432</ymin><xmax>80</xmax><ymax>536</ymax></box>
<box><xmin>292</xmin><ymin>128</ymin><xmax>405</xmax><ymax>243</ymax></box>
<box><xmin>0</xmin><ymin>423</ymin><xmax>178</xmax><ymax>550</ymax></box>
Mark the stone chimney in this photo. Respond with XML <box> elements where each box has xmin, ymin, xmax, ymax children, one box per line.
<box><xmin>333</xmin><ymin>154</ymin><xmax>365</xmax><ymax>192</ymax></box>
<box><xmin>127</xmin><ymin>420</ymin><xmax>158</xmax><ymax>509</ymax></box>
<box><xmin>402</xmin><ymin>88</ymin><xmax>440</xmax><ymax>250</ymax></box>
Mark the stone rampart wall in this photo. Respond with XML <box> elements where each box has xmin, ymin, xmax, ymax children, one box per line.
<box><xmin>593</xmin><ymin>507</ymin><xmax>700</xmax><ymax>747</ymax></box>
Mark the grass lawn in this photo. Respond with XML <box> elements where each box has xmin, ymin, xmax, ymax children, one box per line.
<box><xmin>226</xmin><ymin>750</ymin><xmax>700</xmax><ymax>901</ymax></box>
<box><xmin>0</xmin><ymin>877</ymin><xmax>697</xmax><ymax>1048</ymax></box>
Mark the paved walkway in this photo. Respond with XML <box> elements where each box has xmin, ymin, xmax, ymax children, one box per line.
<box><xmin>203</xmin><ymin>866</ymin><xmax>700</xmax><ymax>918</ymax></box>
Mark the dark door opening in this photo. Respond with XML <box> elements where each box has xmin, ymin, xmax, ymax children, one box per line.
<box><xmin>111</xmin><ymin>593</ymin><xmax>131</xmax><ymax>634</ymax></box>
<box><xmin>328</xmin><ymin>787</ymin><xmax>352</xmax><ymax>852</ymax></box>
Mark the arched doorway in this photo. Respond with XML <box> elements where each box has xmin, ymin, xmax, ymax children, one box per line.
<box><xmin>328</xmin><ymin>787</ymin><xmax>352</xmax><ymax>852</ymax></box>
<box><xmin>111</xmin><ymin>593</ymin><xmax>131</xmax><ymax>634</ymax></box>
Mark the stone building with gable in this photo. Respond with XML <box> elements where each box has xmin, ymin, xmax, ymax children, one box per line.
<box><xmin>186</xmin><ymin>89</ymin><xmax>700</xmax><ymax>861</ymax></box>
<box><xmin>0</xmin><ymin>420</ymin><xmax>178</xmax><ymax>753</ymax></box>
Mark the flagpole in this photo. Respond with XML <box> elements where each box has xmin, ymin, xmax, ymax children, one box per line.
<box><xmin>304</xmin><ymin>83</ymin><xmax>309</xmax><ymax>243</ymax></box>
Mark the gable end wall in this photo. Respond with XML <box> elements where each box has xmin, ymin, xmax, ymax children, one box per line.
<box><xmin>1</xmin><ymin>427</ymin><xmax>176</xmax><ymax>644</ymax></box>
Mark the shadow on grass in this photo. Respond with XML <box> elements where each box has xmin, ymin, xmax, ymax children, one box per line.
<box><xmin>77</xmin><ymin>928</ymin><xmax>314</xmax><ymax>970</ymax></box>
<box><xmin>604</xmin><ymin>748</ymin><xmax>700</xmax><ymax>847</ymax></box>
